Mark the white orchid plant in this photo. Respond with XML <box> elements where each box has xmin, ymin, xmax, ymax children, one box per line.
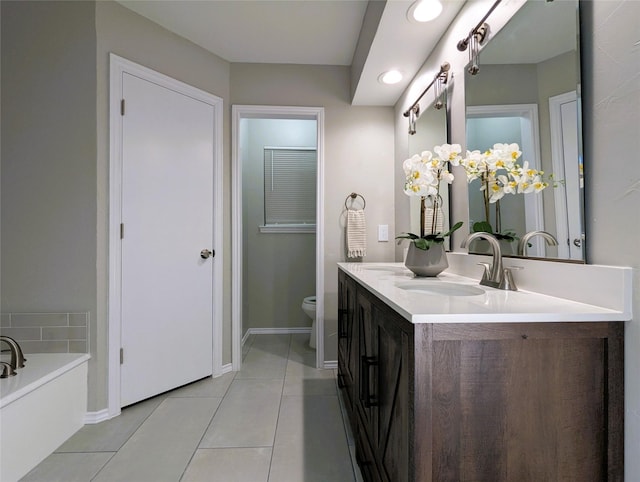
<box><xmin>396</xmin><ymin>143</ymin><xmax>463</xmax><ymax>250</ymax></box>
<box><xmin>460</xmin><ymin>142</ymin><xmax>553</xmax><ymax>240</ymax></box>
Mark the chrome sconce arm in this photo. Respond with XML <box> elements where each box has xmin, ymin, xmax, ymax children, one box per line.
<box><xmin>403</xmin><ymin>62</ymin><xmax>450</xmax><ymax>135</ymax></box>
<box><xmin>456</xmin><ymin>0</ymin><xmax>502</xmax><ymax>75</ymax></box>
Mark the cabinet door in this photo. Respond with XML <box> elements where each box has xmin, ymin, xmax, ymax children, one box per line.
<box><xmin>357</xmin><ymin>290</ymin><xmax>378</xmax><ymax>439</ymax></box>
<box><xmin>373</xmin><ymin>304</ymin><xmax>410</xmax><ymax>482</ymax></box>
<box><xmin>338</xmin><ymin>272</ymin><xmax>357</xmax><ymax>414</ymax></box>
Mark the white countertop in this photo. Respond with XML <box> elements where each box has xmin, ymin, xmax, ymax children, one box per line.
<box><xmin>338</xmin><ymin>262</ymin><xmax>626</xmax><ymax>324</ymax></box>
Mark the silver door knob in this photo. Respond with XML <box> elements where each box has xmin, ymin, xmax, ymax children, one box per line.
<box><xmin>573</xmin><ymin>238</ymin><xmax>582</xmax><ymax>247</ymax></box>
<box><xmin>200</xmin><ymin>249</ymin><xmax>214</xmax><ymax>259</ymax></box>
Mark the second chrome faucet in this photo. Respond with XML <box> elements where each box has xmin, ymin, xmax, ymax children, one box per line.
<box><xmin>0</xmin><ymin>335</ymin><xmax>26</xmax><ymax>378</ymax></box>
<box><xmin>461</xmin><ymin>232</ymin><xmax>521</xmax><ymax>291</ymax></box>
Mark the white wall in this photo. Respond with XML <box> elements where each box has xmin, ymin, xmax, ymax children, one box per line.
<box><xmin>395</xmin><ymin>0</ymin><xmax>640</xmax><ymax>478</ymax></box>
<box><xmin>580</xmin><ymin>1</ymin><xmax>640</xmax><ymax>478</ymax></box>
<box><xmin>231</xmin><ymin>63</ymin><xmax>396</xmax><ymax>361</ymax></box>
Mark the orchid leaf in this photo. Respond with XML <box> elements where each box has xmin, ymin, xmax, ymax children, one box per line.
<box><xmin>441</xmin><ymin>221</ymin><xmax>463</xmax><ymax>238</ymax></box>
<box><xmin>472</xmin><ymin>221</ymin><xmax>494</xmax><ymax>234</ymax></box>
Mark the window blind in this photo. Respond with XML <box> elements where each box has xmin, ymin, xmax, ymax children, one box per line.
<box><xmin>264</xmin><ymin>147</ymin><xmax>317</xmax><ymax>225</ymax></box>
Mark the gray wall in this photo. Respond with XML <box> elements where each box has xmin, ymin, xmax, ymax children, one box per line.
<box><xmin>231</xmin><ymin>63</ymin><xmax>396</xmax><ymax>361</ymax></box>
<box><xmin>1</xmin><ymin>0</ymin><xmax>97</xmax><ymax>390</ymax></box>
<box><xmin>241</xmin><ymin>118</ymin><xmax>317</xmax><ymax>333</ymax></box>
<box><xmin>1</xmin><ymin>0</ymin><xmax>96</xmax><ymax>310</ymax></box>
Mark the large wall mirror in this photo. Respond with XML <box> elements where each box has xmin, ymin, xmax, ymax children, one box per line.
<box><xmin>407</xmin><ymin>91</ymin><xmax>451</xmax><ymax>249</ymax></box>
<box><xmin>464</xmin><ymin>0</ymin><xmax>585</xmax><ymax>262</ymax></box>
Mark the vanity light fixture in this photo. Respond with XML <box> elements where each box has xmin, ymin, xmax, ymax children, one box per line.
<box><xmin>407</xmin><ymin>0</ymin><xmax>443</xmax><ymax>23</ymax></box>
<box><xmin>403</xmin><ymin>62</ymin><xmax>450</xmax><ymax>134</ymax></box>
<box><xmin>456</xmin><ymin>0</ymin><xmax>502</xmax><ymax>75</ymax></box>
<box><xmin>408</xmin><ymin>105</ymin><xmax>419</xmax><ymax>135</ymax></box>
<box><xmin>379</xmin><ymin>70</ymin><xmax>403</xmax><ymax>85</ymax></box>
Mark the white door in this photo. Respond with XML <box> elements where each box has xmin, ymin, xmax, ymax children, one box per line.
<box><xmin>120</xmin><ymin>73</ymin><xmax>214</xmax><ymax>407</ymax></box>
<box><xmin>550</xmin><ymin>92</ymin><xmax>584</xmax><ymax>260</ymax></box>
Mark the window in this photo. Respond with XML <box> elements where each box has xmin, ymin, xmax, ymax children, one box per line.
<box><xmin>261</xmin><ymin>147</ymin><xmax>317</xmax><ymax>233</ymax></box>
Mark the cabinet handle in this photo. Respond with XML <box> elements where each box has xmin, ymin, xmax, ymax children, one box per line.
<box><xmin>338</xmin><ymin>308</ymin><xmax>348</xmax><ymax>339</ymax></box>
<box><xmin>337</xmin><ymin>373</ymin><xmax>345</xmax><ymax>388</ymax></box>
<box><xmin>360</xmin><ymin>355</ymin><xmax>378</xmax><ymax>408</ymax></box>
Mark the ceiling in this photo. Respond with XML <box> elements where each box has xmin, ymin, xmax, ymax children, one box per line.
<box><xmin>115</xmin><ymin>0</ymin><xmax>466</xmax><ymax>106</ymax></box>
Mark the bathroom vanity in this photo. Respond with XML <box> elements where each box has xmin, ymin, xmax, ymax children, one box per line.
<box><xmin>337</xmin><ymin>263</ymin><xmax>625</xmax><ymax>482</ymax></box>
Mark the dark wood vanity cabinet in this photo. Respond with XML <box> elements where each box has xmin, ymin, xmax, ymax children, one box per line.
<box><xmin>337</xmin><ymin>268</ymin><xmax>624</xmax><ymax>482</ymax></box>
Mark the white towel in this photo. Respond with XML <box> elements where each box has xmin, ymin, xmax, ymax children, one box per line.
<box><xmin>347</xmin><ymin>209</ymin><xmax>367</xmax><ymax>258</ymax></box>
<box><xmin>424</xmin><ymin>206</ymin><xmax>444</xmax><ymax>234</ymax></box>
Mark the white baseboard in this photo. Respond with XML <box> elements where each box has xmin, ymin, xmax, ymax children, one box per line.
<box><xmin>84</xmin><ymin>408</ymin><xmax>112</xmax><ymax>424</ymax></box>
<box><xmin>323</xmin><ymin>360</ymin><xmax>338</xmax><ymax>369</ymax></box>
<box><xmin>242</xmin><ymin>327</ymin><xmax>312</xmax><ymax>346</ymax></box>
<box><xmin>87</xmin><ymin>365</ymin><xmax>233</xmax><ymax>424</ymax></box>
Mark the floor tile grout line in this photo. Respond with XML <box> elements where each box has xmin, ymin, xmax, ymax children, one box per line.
<box><xmin>178</xmin><ymin>390</ymin><xmax>229</xmax><ymax>481</ymax></box>
<box><xmin>266</xmin><ymin>333</ymin><xmax>292</xmax><ymax>482</ymax></box>
<box><xmin>89</xmin><ymin>452</ymin><xmax>118</xmax><ymax>482</ymax></box>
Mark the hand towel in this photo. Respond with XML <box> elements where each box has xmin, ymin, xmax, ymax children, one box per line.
<box><xmin>347</xmin><ymin>209</ymin><xmax>367</xmax><ymax>258</ymax></box>
<box><xmin>424</xmin><ymin>206</ymin><xmax>444</xmax><ymax>234</ymax></box>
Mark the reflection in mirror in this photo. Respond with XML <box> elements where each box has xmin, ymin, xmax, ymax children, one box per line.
<box><xmin>464</xmin><ymin>0</ymin><xmax>584</xmax><ymax>262</ymax></box>
<box><xmin>407</xmin><ymin>91</ymin><xmax>450</xmax><ymax>249</ymax></box>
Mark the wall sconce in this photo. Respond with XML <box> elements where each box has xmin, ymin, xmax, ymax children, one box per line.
<box><xmin>404</xmin><ymin>62</ymin><xmax>450</xmax><ymax>135</ymax></box>
<box><xmin>408</xmin><ymin>105</ymin><xmax>420</xmax><ymax>135</ymax></box>
<box><xmin>457</xmin><ymin>0</ymin><xmax>501</xmax><ymax>75</ymax></box>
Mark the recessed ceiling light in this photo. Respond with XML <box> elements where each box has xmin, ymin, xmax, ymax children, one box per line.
<box><xmin>379</xmin><ymin>70</ymin><xmax>403</xmax><ymax>85</ymax></box>
<box><xmin>408</xmin><ymin>0</ymin><xmax>443</xmax><ymax>23</ymax></box>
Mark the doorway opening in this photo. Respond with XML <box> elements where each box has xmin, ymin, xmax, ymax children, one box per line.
<box><xmin>232</xmin><ymin>106</ymin><xmax>325</xmax><ymax>370</ymax></box>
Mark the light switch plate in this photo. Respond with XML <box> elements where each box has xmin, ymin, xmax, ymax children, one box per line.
<box><xmin>378</xmin><ymin>224</ymin><xmax>389</xmax><ymax>242</ymax></box>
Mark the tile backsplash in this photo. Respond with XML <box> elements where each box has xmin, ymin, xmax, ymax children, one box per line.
<box><xmin>0</xmin><ymin>312</ymin><xmax>89</xmax><ymax>354</ymax></box>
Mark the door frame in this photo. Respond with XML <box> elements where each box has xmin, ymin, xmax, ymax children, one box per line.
<box><xmin>231</xmin><ymin>105</ymin><xmax>325</xmax><ymax>370</ymax></box>
<box><xmin>549</xmin><ymin>90</ymin><xmax>582</xmax><ymax>259</ymax></box>
<box><xmin>108</xmin><ymin>54</ymin><xmax>224</xmax><ymax>418</ymax></box>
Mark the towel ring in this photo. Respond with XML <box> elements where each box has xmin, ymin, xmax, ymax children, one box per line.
<box><xmin>344</xmin><ymin>192</ymin><xmax>366</xmax><ymax>210</ymax></box>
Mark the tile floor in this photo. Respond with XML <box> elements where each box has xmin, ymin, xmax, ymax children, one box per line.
<box><xmin>21</xmin><ymin>334</ymin><xmax>362</xmax><ymax>482</ymax></box>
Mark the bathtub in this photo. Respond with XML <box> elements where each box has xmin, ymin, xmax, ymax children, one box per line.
<box><xmin>0</xmin><ymin>353</ymin><xmax>90</xmax><ymax>482</ymax></box>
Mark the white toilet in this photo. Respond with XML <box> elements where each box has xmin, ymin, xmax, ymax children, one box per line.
<box><xmin>301</xmin><ymin>296</ymin><xmax>316</xmax><ymax>349</ymax></box>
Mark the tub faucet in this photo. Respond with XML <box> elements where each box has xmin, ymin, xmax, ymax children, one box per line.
<box><xmin>518</xmin><ymin>230</ymin><xmax>558</xmax><ymax>256</ymax></box>
<box><xmin>0</xmin><ymin>335</ymin><xmax>26</xmax><ymax>369</ymax></box>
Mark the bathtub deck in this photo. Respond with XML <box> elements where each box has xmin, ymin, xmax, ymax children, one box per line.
<box><xmin>0</xmin><ymin>353</ymin><xmax>89</xmax><ymax>481</ymax></box>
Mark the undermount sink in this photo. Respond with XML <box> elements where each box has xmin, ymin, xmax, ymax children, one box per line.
<box><xmin>362</xmin><ymin>266</ymin><xmax>405</xmax><ymax>272</ymax></box>
<box><xmin>395</xmin><ymin>281</ymin><xmax>485</xmax><ymax>297</ymax></box>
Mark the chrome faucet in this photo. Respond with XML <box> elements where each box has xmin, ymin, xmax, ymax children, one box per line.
<box><xmin>0</xmin><ymin>335</ymin><xmax>26</xmax><ymax>370</ymax></box>
<box><xmin>461</xmin><ymin>232</ymin><xmax>521</xmax><ymax>290</ymax></box>
<box><xmin>461</xmin><ymin>232</ymin><xmax>503</xmax><ymax>288</ymax></box>
<box><xmin>518</xmin><ymin>230</ymin><xmax>558</xmax><ymax>256</ymax></box>
<box><xmin>0</xmin><ymin>361</ymin><xmax>17</xmax><ymax>378</ymax></box>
